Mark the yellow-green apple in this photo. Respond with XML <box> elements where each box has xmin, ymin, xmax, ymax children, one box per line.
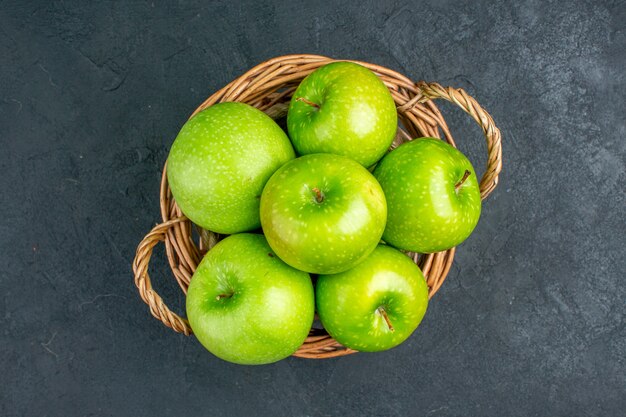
<box><xmin>260</xmin><ymin>153</ymin><xmax>387</xmax><ymax>274</ymax></box>
<box><xmin>287</xmin><ymin>62</ymin><xmax>397</xmax><ymax>167</ymax></box>
<box><xmin>167</xmin><ymin>102</ymin><xmax>295</xmax><ymax>234</ymax></box>
<box><xmin>316</xmin><ymin>244</ymin><xmax>429</xmax><ymax>352</ymax></box>
<box><xmin>374</xmin><ymin>137</ymin><xmax>481</xmax><ymax>253</ymax></box>
<box><xmin>186</xmin><ymin>233</ymin><xmax>314</xmax><ymax>365</ymax></box>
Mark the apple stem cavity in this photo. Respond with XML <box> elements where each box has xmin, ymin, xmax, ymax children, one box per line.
<box><xmin>377</xmin><ymin>306</ymin><xmax>395</xmax><ymax>332</ymax></box>
<box><xmin>295</xmin><ymin>97</ymin><xmax>320</xmax><ymax>109</ymax></box>
<box><xmin>455</xmin><ymin>170</ymin><xmax>471</xmax><ymax>192</ymax></box>
<box><xmin>311</xmin><ymin>187</ymin><xmax>325</xmax><ymax>204</ymax></box>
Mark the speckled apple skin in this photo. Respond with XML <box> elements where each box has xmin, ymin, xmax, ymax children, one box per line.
<box><xmin>316</xmin><ymin>244</ymin><xmax>429</xmax><ymax>352</ymax></box>
<box><xmin>167</xmin><ymin>102</ymin><xmax>295</xmax><ymax>234</ymax></box>
<box><xmin>373</xmin><ymin>138</ymin><xmax>481</xmax><ymax>253</ymax></box>
<box><xmin>287</xmin><ymin>62</ymin><xmax>398</xmax><ymax>168</ymax></box>
<box><xmin>260</xmin><ymin>153</ymin><xmax>387</xmax><ymax>274</ymax></box>
<box><xmin>186</xmin><ymin>234</ymin><xmax>314</xmax><ymax>365</ymax></box>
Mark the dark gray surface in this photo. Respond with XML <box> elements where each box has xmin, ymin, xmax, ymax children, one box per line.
<box><xmin>1</xmin><ymin>1</ymin><xmax>624</xmax><ymax>416</ymax></box>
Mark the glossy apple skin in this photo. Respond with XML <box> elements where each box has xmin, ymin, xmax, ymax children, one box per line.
<box><xmin>186</xmin><ymin>234</ymin><xmax>314</xmax><ymax>365</ymax></box>
<box><xmin>287</xmin><ymin>62</ymin><xmax>397</xmax><ymax>167</ymax></box>
<box><xmin>167</xmin><ymin>102</ymin><xmax>295</xmax><ymax>234</ymax></box>
<box><xmin>316</xmin><ymin>244</ymin><xmax>429</xmax><ymax>352</ymax></box>
<box><xmin>373</xmin><ymin>137</ymin><xmax>481</xmax><ymax>253</ymax></box>
<box><xmin>260</xmin><ymin>153</ymin><xmax>387</xmax><ymax>274</ymax></box>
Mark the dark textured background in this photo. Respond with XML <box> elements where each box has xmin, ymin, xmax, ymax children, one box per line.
<box><xmin>1</xmin><ymin>0</ymin><xmax>624</xmax><ymax>416</ymax></box>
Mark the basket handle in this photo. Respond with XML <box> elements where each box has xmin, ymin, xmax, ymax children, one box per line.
<box><xmin>132</xmin><ymin>217</ymin><xmax>193</xmax><ymax>335</ymax></box>
<box><xmin>416</xmin><ymin>82</ymin><xmax>503</xmax><ymax>200</ymax></box>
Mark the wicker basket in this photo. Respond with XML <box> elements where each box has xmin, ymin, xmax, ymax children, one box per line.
<box><xmin>132</xmin><ymin>54</ymin><xmax>502</xmax><ymax>359</ymax></box>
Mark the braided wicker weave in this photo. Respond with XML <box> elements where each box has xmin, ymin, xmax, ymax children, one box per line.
<box><xmin>132</xmin><ymin>54</ymin><xmax>502</xmax><ymax>359</ymax></box>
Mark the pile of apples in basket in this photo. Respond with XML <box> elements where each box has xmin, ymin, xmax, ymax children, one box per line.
<box><xmin>166</xmin><ymin>62</ymin><xmax>481</xmax><ymax>364</ymax></box>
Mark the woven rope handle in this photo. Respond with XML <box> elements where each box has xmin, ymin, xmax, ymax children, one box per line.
<box><xmin>133</xmin><ymin>217</ymin><xmax>192</xmax><ymax>335</ymax></box>
<box><xmin>417</xmin><ymin>82</ymin><xmax>502</xmax><ymax>200</ymax></box>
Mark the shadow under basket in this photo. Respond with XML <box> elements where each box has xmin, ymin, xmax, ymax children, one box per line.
<box><xmin>132</xmin><ymin>54</ymin><xmax>503</xmax><ymax>359</ymax></box>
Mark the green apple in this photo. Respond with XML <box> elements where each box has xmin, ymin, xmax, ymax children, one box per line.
<box><xmin>316</xmin><ymin>244</ymin><xmax>429</xmax><ymax>352</ymax></box>
<box><xmin>373</xmin><ymin>137</ymin><xmax>481</xmax><ymax>253</ymax></box>
<box><xmin>186</xmin><ymin>233</ymin><xmax>314</xmax><ymax>365</ymax></box>
<box><xmin>167</xmin><ymin>102</ymin><xmax>295</xmax><ymax>234</ymax></box>
<box><xmin>287</xmin><ymin>62</ymin><xmax>397</xmax><ymax>167</ymax></box>
<box><xmin>260</xmin><ymin>153</ymin><xmax>387</xmax><ymax>274</ymax></box>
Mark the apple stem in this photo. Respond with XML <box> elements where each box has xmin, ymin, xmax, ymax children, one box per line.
<box><xmin>455</xmin><ymin>170</ymin><xmax>471</xmax><ymax>191</ymax></box>
<box><xmin>296</xmin><ymin>97</ymin><xmax>320</xmax><ymax>109</ymax></box>
<box><xmin>377</xmin><ymin>307</ymin><xmax>395</xmax><ymax>332</ymax></box>
<box><xmin>216</xmin><ymin>293</ymin><xmax>232</xmax><ymax>301</ymax></box>
<box><xmin>312</xmin><ymin>187</ymin><xmax>324</xmax><ymax>203</ymax></box>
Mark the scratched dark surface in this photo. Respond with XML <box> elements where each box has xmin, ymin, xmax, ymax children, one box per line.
<box><xmin>1</xmin><ymin>1</ymin><xmax>624</xmax><ymax>416</ymax></box>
